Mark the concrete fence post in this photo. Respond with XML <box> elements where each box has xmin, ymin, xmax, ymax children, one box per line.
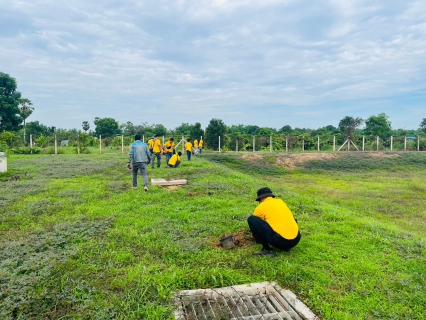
<box><xmin>404</xmin><ymin>136</ymin><xmax>407</xmax><ymax>151</ymax></box>
<box><xmin>253</xmin><ymin>136</ymin><xmax>255</xmax><ymax>152</ymax></box>
<box><xmin>270</xmin><ymin>136</ymin><xmax>272</xmax><ymax>153</ymax></box>
<box><xmin>219</xmin><ymin>136</ymin><xmax>221</xmax><ymax>153</ymax></box>
<box><xmin>121</xmin><ymin>135</ymin><xmax>124</xmax><ymax>154</ymax></box>
<box><xmin>236</xmin><ymin>139</ymin><xmax>238</xmax><ymax>152</ymax></box>
<box><xmin>55</xmin><ymin>135</ymin><xmax>58</xmax><ymax>155</ymax></box>
<box><xmin>391</xmin><ymin>136</ymin><xmax>393</xmax><ymax>151</ymax></box>
<box><xmin>182</xmin><ymin>135</ymin><xmax>184</xmax><ymax>154</ymax></box>
<box><xmin>333</xmin><ymin>136</ymin><xmax>335</xmax><ymax>152</ymax></box>
<box><xmin>286</xmin><ymin>136</ymin><xmax>288</xmax><ymax>153</ymax></box>
<box><xmin>376</xmin><ymin>136</ymin><xmax>379</xmax><ymax>151</ymax></box>
<box><xmin>99</xmin><ymin>135</ymin><xmax>102</xmax><ymax>154</ymax></box>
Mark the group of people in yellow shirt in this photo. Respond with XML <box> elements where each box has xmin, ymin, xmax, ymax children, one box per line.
<box><xmin>147</xmin><ymin>135</ymin><xmax>204</xmax><ymax>168</ymax></box>
<box><xmin>183</xmin><ymin>138</ymin><xmax>204</xmax><ymax>161</ymax></box>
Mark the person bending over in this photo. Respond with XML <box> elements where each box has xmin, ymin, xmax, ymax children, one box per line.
<box><xmin>248</xmin><ymin>187</ymin><xmax>301</xmax><ymax>257</ymax></box>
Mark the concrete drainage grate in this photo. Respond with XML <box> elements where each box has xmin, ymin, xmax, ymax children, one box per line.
<box><xmin>174</xmin><ymin>281</ymin><xmax>318</xmax><ymax>320</ymax></box>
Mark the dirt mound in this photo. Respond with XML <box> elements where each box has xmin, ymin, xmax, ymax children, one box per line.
<box><xmin>276</xmin><ymin>153</ymin><xmax>339</xmax><ymax>170</ymax></box>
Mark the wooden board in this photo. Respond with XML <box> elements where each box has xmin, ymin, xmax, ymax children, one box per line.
<box><xmin>151</xmin><ymin>178</ymin><xmax>187</xmax><ymax>186</ymax></box>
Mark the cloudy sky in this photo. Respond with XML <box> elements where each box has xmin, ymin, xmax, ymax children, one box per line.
<box><xmin>1</xmin><ymin>0</ymin><xmax>425</xmax><ymax>131</ymax></box>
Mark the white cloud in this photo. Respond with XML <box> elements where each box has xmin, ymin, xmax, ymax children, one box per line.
<box><xmin>0</xmin><ymin>0</ymin><xmax>425</xmax><ymax>130</ymax></box>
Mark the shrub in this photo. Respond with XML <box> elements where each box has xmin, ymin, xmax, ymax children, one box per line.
<box><xmin>10</xmin><ymin>147</ymin><xmax>41</xmax><ymax>154</ymax></box>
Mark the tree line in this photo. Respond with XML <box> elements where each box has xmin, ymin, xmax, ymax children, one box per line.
<box><xmin>2</xmin><ymin>71</ymin><xmax>426</xmax><ymax>153</ymax></box>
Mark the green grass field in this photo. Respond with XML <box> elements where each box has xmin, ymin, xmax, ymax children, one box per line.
<box><xmin>1</xmin><ymin>152</ymin><xmax>425</xmax><ymax>319</ymax></box>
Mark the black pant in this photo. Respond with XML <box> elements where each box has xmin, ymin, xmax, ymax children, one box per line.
<box><xmin>247</xmin><ymin>215</ymin><xmax>301</xmax><ymax>251</ymax></box>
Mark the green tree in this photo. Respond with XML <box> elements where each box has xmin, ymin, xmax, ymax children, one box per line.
<box><xmin>278</xmin><ymin>125</ymin><xmax>292</xmax><ymax>135</ymax></box>
<box><xmin>190</xmin><ymin>122</ymin><xmax>204</xmax><ymax>140</ymax></box>
<box><xmin>19</xmin><ymin>98</ymin><xmax>34</xmax><ymax>144</ymax></box>
<box><xmin>338</xmin><ymin>116</ymin><xmax>364</xmax><ymax>150</ymax></box>
<box><xmin>0</xmin><ymin>72</ymin><xmax>24</xmax><ymax>132</ymax></box>
<box><xmin>174</xmin><ymin>123</ymin><xmax>193</xmax><ymax>136</ymax></box>
<box><xmin>205</xmin><ymin>118</ymin><xmax>227</xmax><ymax>150</ymax></box>
<box><xmin>94</xmin><ymin>117</ymin><xmax>120</xmax><ymax>138</ymax></box>
<box><xmin>0</xmin><ymin>131</ymin><xmax>19</xmax><ymax>147</ymax></box>
<box><xmin>419</xmin><ymin>118</ymin><xmax>426</xmax><ymax>134</ymax></box>
<box><xmin>364</xmin><ymin>113</ymin><xmax>392</xmax><ymax>137</ymax></box>
<box><xmin>152</xmin><ymin>124</ymin><xmax>167</xmax><ymax>137</ymax></box>
<box><xmin>25</xmin><ymin>121</ymin><xmax>55</xmax><ymax>137</ymax></box>
<box><xmin>82</xmin><ymin>121</ymin><xmax>90</xmax><ymax>133</ymax></box>
<box><xmin>35</xmin><ymin>135</ymin><xmax>49</xmax><ymax>147</ymax></box>
<box><xmin>338</xmin><ymin>116</ymin><xmax>364</xmax><ymax>140</ymax></box>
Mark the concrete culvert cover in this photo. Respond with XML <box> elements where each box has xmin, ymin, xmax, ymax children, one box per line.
<box><xmin>174</xmin><ymin>281</ymin><xmax>318</xmax><ymax>320</ymax></box>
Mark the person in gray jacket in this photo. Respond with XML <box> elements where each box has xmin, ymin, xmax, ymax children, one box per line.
<box><xmin>127</xmin><ymin>134</ymin><xmax>152</xmax><ymax>191</ymax></box>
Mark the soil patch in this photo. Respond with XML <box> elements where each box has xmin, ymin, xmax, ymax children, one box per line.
<box><xmin>212</xmin><ymin>229</ymin><xmax>255</xmax><ymax>249</ymax></box>
<box><xmin>276</xmin><ymin>153</ymin><xmax>339</xmax><ymax>170</ymax></box>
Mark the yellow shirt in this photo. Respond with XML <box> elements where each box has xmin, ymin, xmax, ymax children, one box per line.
<box><xmin>193</xmin><ymin>139</ymin><xmax>199</xmax><ymax>148</ymax></box>
<box><xmin>185</xmin><ymin>141</ymin><xmax>193</xmax><ymax>152</ymax></box>
<box><xmin>163</xmin><ymin>141</ymin><xmax>175</xmax><ymax>153</ymax></box>
<box><xmin>153</xmin><ymin>139</ymin><xmax>162</xmax><ymax>153</ymax></box>
<box><xmin>168</xmin><ymin>153</ymin><xmax>180</xmax><ymax>166</ymax></box>
<box><xmin>253</xmin><ymin>197</ymin><xmax>298</xmax><ymax>240</ymax></box>
<box><xmin>148</xmin><ymin>139</ymin><xmax>154</xmax><ymax>149</ymax></box>
<box><xmin>199</xmin><ymin>140</ymin><xmax>204</xmax><ymax>148</ymax></box>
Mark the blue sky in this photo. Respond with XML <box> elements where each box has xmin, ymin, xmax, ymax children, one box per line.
<box><xmin>1</xmin><ymin>0</ymin><xmax>425</xmax><ymax>131</ymax></box>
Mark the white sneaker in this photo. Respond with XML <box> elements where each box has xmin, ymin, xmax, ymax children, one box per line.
<box><xmin>144</xmin><ymin>186</ymin><xmax>148</xmax><ymax>192</ymax></box>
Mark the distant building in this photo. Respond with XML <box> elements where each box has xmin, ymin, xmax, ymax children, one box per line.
<box><xmin>407</xmin><ymin>136</ymin><xmax>416</xmax><ymax>141</ymax></box>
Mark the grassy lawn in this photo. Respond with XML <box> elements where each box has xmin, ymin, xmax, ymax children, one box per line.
<box><xmin>1</xmin><ymin>152</ymin><xmax>425</xmax><ymax>319</ymax></box>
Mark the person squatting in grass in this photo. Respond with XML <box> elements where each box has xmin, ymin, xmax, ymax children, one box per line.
<box><xmin>163</xmin><ymin>137</ymin><xmax>175</xmax><ymax>167</ymax></box>
<box><xmin>168</xmin><ymin>151</ymin><xmax>182</xmax><ymax>168</ymax></box>
<box><xmin>185</xmin><ymin>139</ymin><xmax>193</xmax><ymax>161</ymax></box>
<box><xmin>248</xmin><ymin>187</ymin><xmax>301</xmax><ymax>257</ymax></box>
<box><xmin>127</xmin><ymin>134</ymin><xmax>152</xmax><ymax>191</ymax></box>
<box><xmin>151</xmin><ymin>134</ymin><xmax>163</xmax><ymax>168</ymax></box>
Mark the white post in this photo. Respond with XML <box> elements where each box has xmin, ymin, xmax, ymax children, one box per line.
<box><xmin>333</xmin><ymin>136</ymin><xmax>335</xmax><ymax>152</ymax></box>
<box><xmin>121</xmin><ymin>135</ymin><xmax>124</xmax><ymax>154</ymax></box>
<box><xmin>55</xmin><ymin>135</ymin><xmax>58</xmax><ymax>155</ymax></box>
<box><xmin>143</xmin><ymin>135</ymin><xmax>145</xmax><ymax>142</ymax></box>
<box><xmin>418</xmin><ymin>136</ymin><xmax>420</xmax><ymax>151</ymax></box>
<box><xmin>78</xmin><ymin>135</ymin><xmax>80</xmax><ymax>154</ymax></box>
<box><xmin>391</xmin><ymin>136</ymin><xmax>393</xmax><ymax>151</ymax></box>
<box><xmin>99</xmin><ymin>135</ymin><xmax>102</xmax><ymax>154</ymax></box>
<box><xmin>253</xmin><ymin>136</ymin><xmax>255</xmax><ymax>152</ymax></box>
<box><xmin>302</xmin><ymin>139</ymin><xmax>305</xmax><ymax>152</ymax></box>
<box><xmin>286</xmin><ymin>136</ymin><xmax>288</xmax><ymax>153</ymax></box>
<box><xmin>404</xmin><ymin>136</ymin><xmax>407</xmax><ymax>151</ymax></box>
<box><xmin>30</xmin><ymin>134</ymin><xmax>33</xmax><ymax>148</ymax></box>
<box><xmin>219</xmin><ymin>136</ymin><xmax>221</xmax><ymax>153</ymax></box>
<box><xmin>270</xmin><ymin>136</ymin><xmax>272</xmax><ymax>153</ymax></box>
<box><xmin>317</xmin><ymin>136</ymin><xmax>320</xmax><ymax>152</ymax></box>
<box><xmin>182</xmin><ymin>136</ymin><xmax>184</xmax><ymax>154</ymax></box>
<box><xmin>362</xmin><ymin>136</ymin><xmax>365</xmax><ymax>151</ymax></box>
<box><xmin>236</xmin><ymin>139</ymin><xmax>238</xmax><ymax>152</ymax></box>
<box><xmin>162</xmin><ymin>136</ymin><xmax>165</xmax><ymax>145</ymax></box>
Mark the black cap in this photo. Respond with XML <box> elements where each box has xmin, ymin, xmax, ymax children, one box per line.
<box><xmin>256</xmin><ymin>187</ymin><xmax>275</xmax><ymax>201</ymax></box>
